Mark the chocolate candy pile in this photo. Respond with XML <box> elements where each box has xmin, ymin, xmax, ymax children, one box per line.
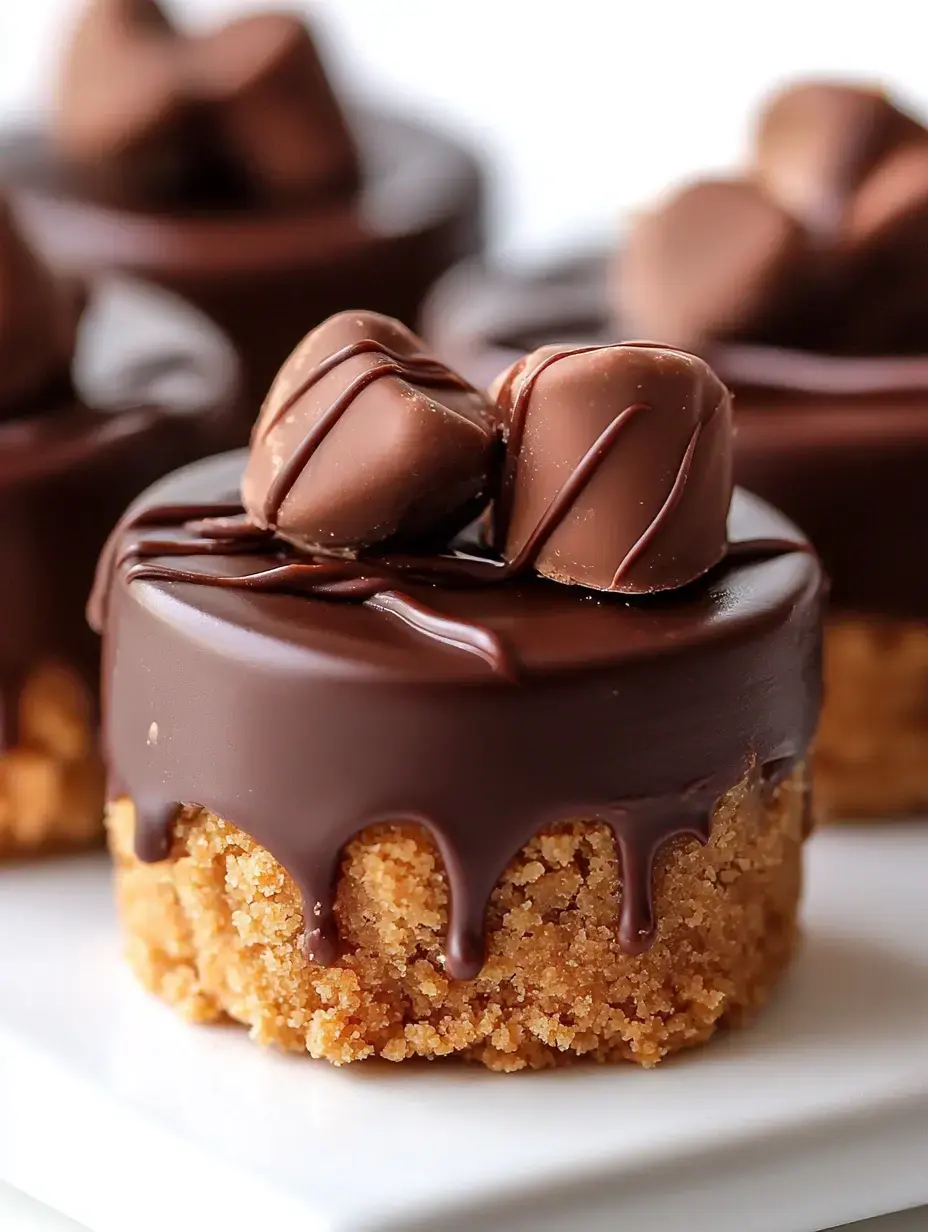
<box><xmin>243</xmin><ymin>311</ymin><xmax>733</xmax><ymax>595</ymax></box>
<box><xmin>621</xmin><ymin>81</ymin><xmax>928</xmax><ymax>354</ymax></box>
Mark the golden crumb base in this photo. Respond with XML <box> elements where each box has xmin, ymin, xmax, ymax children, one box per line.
<box><xmin>816</xmin><ymin>616</ymin><xmax>928</xmax><ymax>820</ymax></box>
<box><xmin>108</xmin><ymin>762</ymin><xmax>806</xmax><ymax>1071</ymax></box>
<box><xmin>0</xmin><ymin>662</ymin><xmax>104</xmax><ymax>858</ymax></box>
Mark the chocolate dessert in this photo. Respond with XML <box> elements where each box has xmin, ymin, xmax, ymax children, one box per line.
<box><xmin>425</xmin><ymin>79</ymin><xmax>928</xmax><ymax>820</ymax></box>
<box><xmin>92</xmin><ymin>312</ymin><xmax>823</xmax><ymax>1070</ymax></box>
<box><xmin>0</xmin><ymin>0</ymin><xmax>484</xmax><ymax>418</ymax></box>
<box><xmin>0</xmin><ymin>197</ymin><xmax>238</xmax><ymax>857</ymax></box>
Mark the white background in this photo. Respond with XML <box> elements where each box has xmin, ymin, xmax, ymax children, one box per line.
<box><xmin>4</xmin><ymin>1</ymin><xmax>928</xmax><ymax>262</ymax></box>
<box><xmin>2</xmin><ymin>4</ymin><xmax>928</xmax><ymax>1230</ymax></box>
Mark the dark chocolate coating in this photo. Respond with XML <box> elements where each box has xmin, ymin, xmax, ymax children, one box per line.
<box><xmin>94</xmin><ymin>451</ymin><xmax>822</xmax><ymax>978</ymax></box>
<box><xmin>0</xmin><ymin>276</ymin><xmax>238</xmax><ymax>744</ymax></box>
<box><xmin>54</xmin><ymin>0</ymin><xmax>359</xmax><ymax>207</ymax></box>
<box><xmin>0</xmin><ymin>113</ymin><xmax>484</xmax><ymax>418</ymax></box>
<box><xmin>423</xmin><ymin>253</ymin><xmax>928</xmax><ymax>617</ymax></box>
<box><xmin>491</xmin><ymin>343</ymin><xmax>732</xmax><ymax>593</ymax></box>
<box><xmin>0</xmin><ymin>201</ymin><xmax>79</xmax><ymax>415</ymax></box>
<box><xmin>619</xmin><ymin>179</ymin><xmax>812</xmax><ymax>351</ymax></box>
<box><xmin>753</xmin><ymin>81</ymin><xmax>922</xmax><ymax>233</ymax></box>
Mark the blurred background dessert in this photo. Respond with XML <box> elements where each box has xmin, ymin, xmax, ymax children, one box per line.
<box><xmin>0</xmin><ymin>0</ymin><xmax>486</xmax><ymax>421</ymax></box>
<box><xmin>425</xmin><ymin>80</ymin><xmax>928</xmax><ymax>822</ymax></box>
<box><xmin>0</xmin><ymin>195</ymin><xmax>238</xmax><ymax>857</ymax></box>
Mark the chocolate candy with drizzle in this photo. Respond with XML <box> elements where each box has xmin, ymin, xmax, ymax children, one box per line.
<box><xmin>241</xmin><ymin>310</ymin><xmax>497</xmax><ymax>555</ymax></box>
<box><xmin>54</xmin><ymin>0</ymin><xmax>359</xmax><ymax>206</ymax></box>
<box><xmin>491</xmin><ymin>342</ymin><xmax>733</xmax><ymax>594</ymax></box>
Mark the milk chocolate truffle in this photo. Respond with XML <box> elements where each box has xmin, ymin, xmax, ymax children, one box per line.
<box><xmin>0</xmin><ymin>202</ymin><xmax>239</xmax><ymax>859</ymax></box>
<box><xmin>491</xmin><ymin>343</ymin><xmax>732</xmax><ymax>593</ymax></box>
<box><xmin>753</xmin><ymin>81</ymin><xmax>922</xmax><ymax>233</ymax></box>
<box><xmin>1</xmin><ymin>1</ymin><xmax>484</xmax><ymax>417</ymax></box>
<box><xmin>619</xmin><ymin>180</ymin><xmax>809</xmax><ymax>350</ymax></box>
<box><xmin>242</xmin><ymin>312</ymin><xmax>495</xmax><ymax>554</ymax></box>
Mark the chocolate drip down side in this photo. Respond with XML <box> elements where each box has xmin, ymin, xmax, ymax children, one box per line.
<box><xmin>96</xmin><ymin>455</ymin><xmax>821</xmax><ymax>981</ymax></box>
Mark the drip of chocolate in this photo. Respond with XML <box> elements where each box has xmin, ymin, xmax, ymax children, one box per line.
<box><xmin>491</xmin><ymin>343</ymin><xmax>733</xmax><ymax>593</ymax></box>
<box><xmin>753</xmin><ymin>81</ymin><xmax>923</xmax><ymax>234</ymax></box>
<box><xmin>242</xmin><ymin>311</ymin><xmax>497</xmax><ymax>555</ymax></box>
<box><xmin>0</xmin><ymin>199</ymin><xmax>80</xmax><ymax>417</ymax></box>
<box><xmin>54</xmin><ymin>0</ymin><xmax>359</xmax><ymax>206</ymax></box>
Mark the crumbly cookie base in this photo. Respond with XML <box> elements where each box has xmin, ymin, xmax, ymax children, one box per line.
<box><xmin>816</xmin><ymin>616</ymin><xmax>928</xmax><ymax>819</ymax></box>
<box><xmin>108</xmin><ymin>764</ymin><xmax>806</xmax><ymax>1071</ymax></box>
<box><xmin>0</xmin><ymin>663</ymin><xmax>104</xmax><ymax>858</ymax></box>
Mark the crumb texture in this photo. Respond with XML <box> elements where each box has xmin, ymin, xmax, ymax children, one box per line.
<box><xmin>0</xmin><ymin>662</ymin><xmax>103</xmax><ymax>858</ymax></box>
<box><xmin>108</xmin><ymin>764</ymin><xmax>806</xmax><ymax>1071</ymax></box>
<box><xmin>816</xmin><ymin>617</ymin><xmax>928</xmax><ymax>819</ymax></box>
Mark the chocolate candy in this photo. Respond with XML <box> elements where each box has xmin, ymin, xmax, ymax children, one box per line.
<box><xmin>54</xmin><ymin>0</ymin><xmax>359</xmax><ymax>206</ymax></box>
<box><xmin>241</xmin><ymin>311</ymin><xmax>496</xmax><ymax>554</ymax></box>
<box><xmin>193</xmin><ymin>14</ymin><xmax>359</xmax><ymax>202</ymax></box>
<box><xmin>491</xmin><ymin>342</ymin><xmax>733</xmax><ymax>594</ymax></box>
<box><xmin>753</xmin><ymin>81</ymin><xmax>922</xmax><ymax>233</ymax></box>
<box><xmin>0</xmin><ymin>201</ymin><xmax>79</xmax><ymax>416</ymax></box>
<box><xmin>54</xmin><ymin>0</ymin><xmax>188</xmax><ymax>203</ymax></box>
<box><xmin>620</xmin><ymin>179</ymin><xmax>809</xmax><ymax>350</ymax></box>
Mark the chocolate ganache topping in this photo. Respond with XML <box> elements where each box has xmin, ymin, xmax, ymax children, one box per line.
<box><xmin>0</xmin><ymin>199</ymin><xmax>81</xmax><ymax>416</ymax></box>
<box><xmin>55</xmin><ymin>0</ymin><xmax>359</xmax><ymax>207</ymax></box>
<box><xmin>621</xmin><ymin>81</ymin><xmax>928</xmax><ymax>355</ymax></box>
<box><xmin>92</xmin><ymin>316</ymin><xmax>822</xmax><ymax>979</ymax></box>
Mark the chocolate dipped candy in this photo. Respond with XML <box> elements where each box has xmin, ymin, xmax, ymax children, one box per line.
<box><xmin>54</xmin><ymin>0</ymin><xmax>358</xmax><ymax>206</ymax></box>
<box><xmin>0</xmin><ymin>201</ymin><xmax>80</xmax><ymax>416</ymax></box>
<box><xmin>753</xmin><ymin>81</ymin><xmax>923</xmax><ymax>233</ymax></box>
<box><xmin>242</xmin><ymin>311</ymin><xmax>496</xmax><ymax>554</ymax></box>
<box><xmin>491</xmin><ymin>342</ymin><xmax>733</xmax><ymax>593</ymax></box>
<box><xmin>618</xmin><ymin>180</ymin><xmax>809</xmax><ymax>351</ymax></box>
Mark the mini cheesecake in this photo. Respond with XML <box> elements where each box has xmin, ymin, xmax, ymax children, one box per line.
<box><xmin>0</xmin><ymin>0</ymin><xmax>484</xmax><ymax>419</ymax></box>
<box><xmin>91</xmin><ymin>313</ymin><xmax>823</xmax><ymax>1070</ymax></box>
<box><xmin>0</xmin><ymin>199</ymin><xmax>238</xmax><ymax>857</ymax></box>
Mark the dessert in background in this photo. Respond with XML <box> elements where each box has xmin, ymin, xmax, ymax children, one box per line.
<box><xmin>0</xmin><ymin>197</ymin><xmax>238</xmax><ymax>857</ymax></box>
<box><xmin>425</xmin><ymin>79</ymin><xmax>928</xmax><ymax>820</ymax></box>
<box><xmin>92</xmin><ymin>313</ymin><xmax>822</xmax><ymax>1070</ymax></box>
<box><xmin>0</xmin><ymin>0</ymin><xmax>485</xmax><ymax>420</ymax></box>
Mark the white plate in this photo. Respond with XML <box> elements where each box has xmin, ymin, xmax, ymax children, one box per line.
<box><xmin>1</xmin><ymin>824</ymin><xmax>927</xmax><ymax>1232</ymax></box>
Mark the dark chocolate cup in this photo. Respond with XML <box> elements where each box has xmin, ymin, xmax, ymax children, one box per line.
<box><xmin>1</xmin><ymin>112</ymin><xmax>485</xmax><ymax>428</ymax></box>
<box><xmin>0</xmin><ymin>275</ymin><xmax>239</xmax><ymax>856</ymax></box>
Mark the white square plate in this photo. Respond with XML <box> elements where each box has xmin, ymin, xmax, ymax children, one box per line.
<box><xmin>1</xmin><ymin>825</ymin><xmax>926</xmax><ymax>1232</ymax></box>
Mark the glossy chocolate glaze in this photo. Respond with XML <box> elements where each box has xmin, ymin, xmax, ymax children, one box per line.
<box><xmin>0</xmin><ymin>112</ymin><xmax>484</xmax><ymax>415</ymax></box>
<box><xmin>94</xmin><ymin>451</ymin><xmax>822</xmax><ymax>979</ymax></box>
<box><xmin>424</xmin><ymin>254</ymin><xmax>928</xmax><ymax>617</ymax></box>
<box><xmin>0</xmin><ymin>276</ymin><xmax>237</xmax><ymax>744</ymax></box>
